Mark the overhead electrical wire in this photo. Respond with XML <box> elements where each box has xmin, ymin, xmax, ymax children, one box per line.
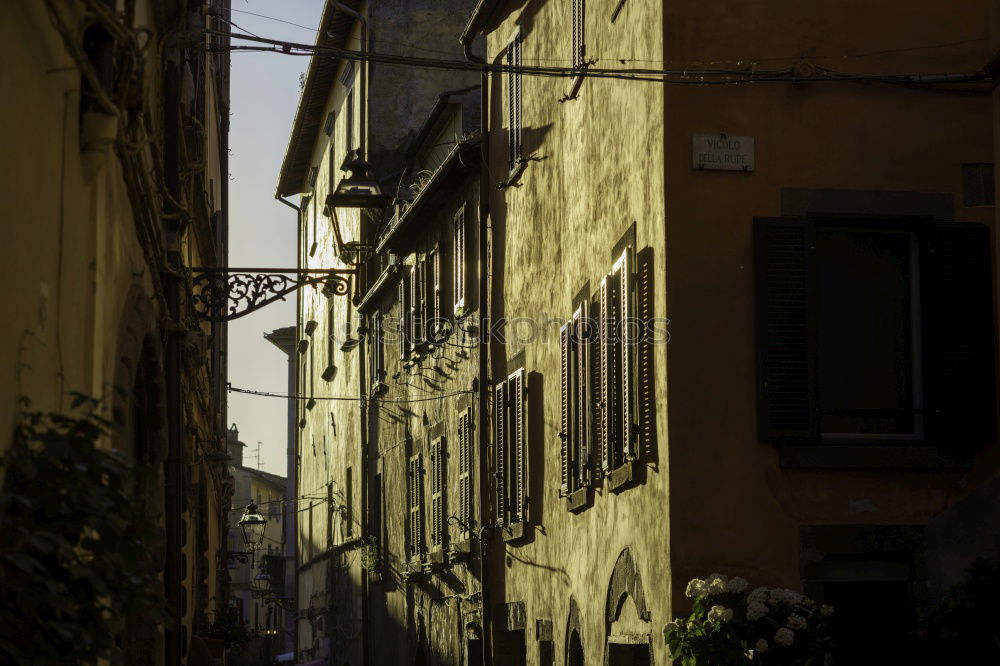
<box><xmin>205</xmin><ymin>28</ymin><xmax>991</xmax><ymax>87</ymax></box>
<box><xmin>228</xmin><ymin>384</ymin><xmax>474</xmax><ymax>404</ymax></box>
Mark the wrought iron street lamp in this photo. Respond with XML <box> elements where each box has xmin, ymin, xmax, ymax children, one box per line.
<box><xmin>227</xmin><ymin>502</ymin><xmax>268</xmax><ymax>566</ymax></box>
<box><xmin>251</xmin><ymin>568</ymin><xmax>273</xmax><ymax>598</ymax></box>
<box><xmin>328</xmin><ymin>156</ymin><xmax>391</xmax><ymax>209</ymax></box>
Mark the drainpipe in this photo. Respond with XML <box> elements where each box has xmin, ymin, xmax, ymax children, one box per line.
<box><xmin>463</xmin><ymin>25</ymin><xmax>493</xmax><ymax>666</ymax></box>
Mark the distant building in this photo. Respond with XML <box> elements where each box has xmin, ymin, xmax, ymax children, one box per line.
<box><xmin>227</xmin><ymin>427</ymin><xmax>289</xmax><ymax>651</ymax></box>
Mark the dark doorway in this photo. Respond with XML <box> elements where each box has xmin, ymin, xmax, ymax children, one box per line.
<box><xmin>607</xmin><ymin>642</ymin><xmax>650</xmax><ymax>666</ymax></box>
<box><xmin>466</xmin><ymin>637</ymin><xmax>483</xmax><ymax>666</ymax></box>
<box><xmin>538</xmin><ymin>639</ymin><xmax>554</xmax><ymax>666</ymax></box>
<box><xmin>567</xmin><ymin>629</ymin><xmax>584</xmax><ymax>666</ymax></box>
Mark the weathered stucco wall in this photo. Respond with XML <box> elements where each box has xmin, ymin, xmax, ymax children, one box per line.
<box><xmin>485</xmin><ymin>0</ymin><xmax>669</xmax><ymax>663</ymax></box>
<box><xmin>662</xmin><ymin>0</ymin><xmax>998</xmax><ymax>607</ymax></box>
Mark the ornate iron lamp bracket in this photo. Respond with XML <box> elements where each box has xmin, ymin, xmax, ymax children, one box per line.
<box><xmin>191</xmin><ymin>268</ymin><xmax>354</xmax><ymax>321</ymax></box>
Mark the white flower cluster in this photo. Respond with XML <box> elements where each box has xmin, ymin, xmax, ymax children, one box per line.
<box><xmin>754</xmin><ymin>638</ymin><xmax>769</xmax><ymax>653</ymax></box>
<box><xmin>746</xmin><ymin>601</ymin><xmax>768</xmax><ymax>621</ymax></box>
<box><xmin>706</xmin><ymin>605</ymin><xmax>734</xmax><ymax>623</ymax></box>
<box><xmin>787</xmin><ymin>614</ymin><xmax>807</xmax><ymax>631</ymax></box>
<box><xmin>684</xmin><ymin>573</ymin><xmax>749</xmax><ymax>598</ymax></box>
<box><xmin>774</xmin><ymin>627</ymin><xmax>795</xmax><ymax>646</ymax></box>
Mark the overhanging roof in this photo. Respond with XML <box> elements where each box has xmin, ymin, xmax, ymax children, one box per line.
<box><xmin>276</xmin><ymin>0</ymin><xmax>362</xmax><ymax>197</ymax></box>
<box><xmin>459</xmin><ymin>0</ymin><xmax>504</xmax><ymax>45</ymax></box>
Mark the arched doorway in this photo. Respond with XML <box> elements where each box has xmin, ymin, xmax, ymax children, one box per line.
<box><xmin>565</xmin><ymin>597</ymin><xmax>585</xmax><ymax>666</ymax></box>
<box><xmin>605</xmin><ymin>549</ymin><xmax>652</xmax><ymax>666</ymax></box>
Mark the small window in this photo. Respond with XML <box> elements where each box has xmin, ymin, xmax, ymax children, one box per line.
<box><xmin>399</xmin><ymin>269</ymin><xmax>412</xmax><ymax>359</ymax></box>
<box><xmin>368</xmin><ymin>310</ymin><xmax>385</xmax><ymax>391</ymax></box>
<box><xmin>962</xmin><ymin>163</ymin><xmax>995</xmax><ymax>207</ymax></box>
<box><xmin>345</xmin><ymin>88</ymin><xmax>355</xmax><ymax>154</ymax></box>
<box><xmin>454</xmin><ymin>205</ymin><xmax>470</xmax><ymax>316</ymax></box>
<box><xmin>494</xmin><ymin>368</ymin><xmax>527</xmax><ymax>527</ymax></box>
<box><xmin>308</xmin><ymin>165</ymin><xmax>319</xmax><ymax>187</ymax></box>
<box><xmin>323</xmin><ymin>110</ymin><xmax>336</xmax><ymax>137</ymax></box>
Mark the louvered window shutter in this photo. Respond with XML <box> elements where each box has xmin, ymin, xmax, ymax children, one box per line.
<box><xmin>572</xmin><ymin>0</ymin><xmax>585</xmax><ymax>69</ymax></box>
<box><xmin>575</xmin><ymin>300</ymin><xmax>592</xmax><ymax>483</ymax></box>
<box><xmin>506</xmin><ymin>37</ymin><xmax>522</xmax><ymax>172</ymax></box>
<box><xmin>599</xmin><ymin>276</ymin><xmax>623</xmax><ymax>471</ymax></box>
<box><xmin>458</xmin><ymin>410</ymin><xmax>472</xmax><ymax>535</ymax></box>
<box><xmin>923</xmin><ymin>222</ymin><xmax>997</xmax><ymax>445</ymax></box>
<box><xmin>399</xmin><ymin>272</ymin><xmax>410</xmax><ymax>359</ymax></box>
<box><xmin>511</xmin><ymin>368</ymin><xmax>526</xmax><ymax>523</ymax></box>
<box><xmin>559</xmin><ymin>323</ymin><xmax>571</xmax><ymax>497</ymax></box>
<box><xmin>753</xmin><ymin>217</ymin><xmax>818</xmax><ymax>441</ymax></box>
<box><xmin>430</xmin><ymin>437</ymin><xmax>445</xmax><ymax>548</ymax></box>
<box><xmin>407</xmin><ymin>455</ymin><xmax>415</xmax><ymax>558</ymax></box>
<box><xmin>493</xmin><ymin>382</ymin><xmax>507</xmax><ymax>526</ymax></box>
<box><xmin>614</xmin><ymin>248</ymin><xmax>637</xmax><ymax>461</ymax></box>
<box><xmin>432</xmin><ymin>247</ymin><xmax>442</xmax><ymax>328</ymax></box>
<box><xmin>411</xmin><ymin>260</ymin><xmax>424</xmax><ymax>347</ymax></box>
<box><xmin>453</xmin><ymin>207</ymin><xmax>466</xmax><ymax>312</ymax></box>
<box><xmin>514</xmin><ymin>37</ymin><xmax>522</xmax><ymax>165</ymax></box>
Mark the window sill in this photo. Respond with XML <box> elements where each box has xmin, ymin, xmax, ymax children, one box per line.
<box><xmin>566</xmin><ymin>486</ymin><xmax>592</xmax><ymax>512</ymax></box>
<box><xmin>778</xmin><ymin>445</ymin><xmax>974</xmax><ymax>470</ymax></box>
<box><xmin>502</xmin><ymin>521</ymin><xmax>528</xmax><ymax>543</ymax></box>
<box><xmin>609</xmin><ymin>461</ymin><xmax>637</xmax><ymax>492</ymax></box>
<box><xmin>499</xmin><ymin>158</ymin><xmax>529</xmax><ymax>190</ymax></box>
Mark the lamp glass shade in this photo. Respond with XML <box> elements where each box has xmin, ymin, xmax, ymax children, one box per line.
<box><xmin>328</xmin><ymin>157</ymin><xmax>390</xmax><ymax>208</ymax></box>
<box><xmin>238</xmin><ymin>503</ymin><xmax>267</xmax><ymax>549</ymax></box>
<box><xmin>252</xmin><ymin>569</ymin><xmax>272</xmax><ymax>596</ymax></box>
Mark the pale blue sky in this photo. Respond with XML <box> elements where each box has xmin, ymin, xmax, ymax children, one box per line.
<box><xmin>227</xmin><ymin>1</ymin><xmax>325</xmax><ymax>475</ymax></box>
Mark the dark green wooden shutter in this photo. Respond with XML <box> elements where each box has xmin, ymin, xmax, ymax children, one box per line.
<box><xmin>922</xmin><ymin>222</ymin><xmax>996</xmax><ymax>446</ymax></box>
<box><xmin>754</xmin><ymin>217</ymin><xmax>818</xmax><ymax>442</ymax></box>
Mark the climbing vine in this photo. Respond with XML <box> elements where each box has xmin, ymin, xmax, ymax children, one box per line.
<box><xmin>0</xmin><ymin>395</ymin><xmax>168</xmax><ymax>664</ymax></box>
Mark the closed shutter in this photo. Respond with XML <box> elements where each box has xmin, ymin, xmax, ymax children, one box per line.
<box><xmin>923</xmin><ymin>222</ymin><xmax>997</xmax><ymax>445</ymax></box>
<box><xmin>511</xmin><ymin>368</ymin><xmax>527</xmax><ymax>523</ymax></box>
<box><xmin>753</xmin><ymin>217</ymin><xmax>817</xmax><ymax>441</ymax></box>
<box><xmin>575</xmin><ymin>300</ymin><xmax>592</xmax><ymax>484</ymax></box>
<box><xmin>614</xmin><ymin>248</ymin><xmax>637</xmax><ymax>461</ymax></box>
<box><xmin>559</xmin><ymin>323</ymin><xmax>571</xmax><ymax>496</ymax></box>
<box><xmin>407</xmin><ymin>455</ymin><xmax>416</xmax><ymax>557</ymax></box>
<box><xmin>493</xmin><ymin>382</ymin><xmax>507</xmax><ymax>526</ymax></box>
<box><xmin>430</xmin><ymin>437</ymin><xmax>445</xmax><ymax>549</ymax></box>
<box><xmin>453</xmin><ymin>207</ymin><xmax>466</xmax><ymax>312</ymax></box>
<box><xmin>599</xmin><ymin>277</ymin><xmax>612</xmax><ymax>475</ymax></box>
<box><xmin>458</xmin><ymin>409</ymin><xmax>473</xmax><ymax>535</ymax></box>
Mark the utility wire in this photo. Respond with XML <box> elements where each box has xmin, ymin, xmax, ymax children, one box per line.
<box><xmin>228</xmin><ymin>384</ymin><xmax>474</xmax><ymax>404</ymax></box>
<box><xmin>206</xmin><ymin>29</ymin><xmax>991</xmax><ymax>86</ymax></box>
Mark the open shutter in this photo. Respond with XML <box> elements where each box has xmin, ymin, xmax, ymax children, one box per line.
<box><xmin>432</xmin><ymin>247</ymin><xmax>442</xmax><ymax>327</ymax></box>
<box><xmin>453</xmin><ymin>207</ymin><xmax>466</xmax><ymax>312</ymax></box>
<box><xmin>506</xmin><ymin>36</ymin><xmax>522</xmax><ymax>171</ymax></box>
<box><xmin>458</xmin><ymin>410</ymin><xmax>472</xmax><ymax>535</ymax></box>
<box><xmin>576</xmin><ymin>300</ymin><xmax>592</xmax><ymax>484</ymax></box>
<box><xmin>559</xmin><ymin>323</ymin><xmax>571</xmax><ymax>496</ymax></box>
<box><xmin>572</xmin><ymin>0</ymin><xmax>585</xmax><ymax>69</ymax></box>
<box><xmin>614</xmin><ymin>248</ymin><xmax>637</xmax><ymax>461</ymax></box>
<box><xmin>399</xmin><ymin>271</ymin><xmax>410</xmax><ymax>359</ymax></box>
<box><xmin>430</xmin><ymin>437</ymin><xmax>445</xmax><ymax>549</ymax></box>
<box><xmin>407</xmin><ymin>455</ymin><xmax>416</xmax><ymax>558</ymax></box>
<box><xmin>753</xmin><ymin>217</ymin><xmax>817</xmax><ymax>442</ymax></box>
<box><xmin>494</xmin><ymin>382</ymin><xmax>507</xmax><ymax>526</ymax></box>
<box><xmin>923</xmin><ymin>222</ymin><xmax>997</xmax><ymax>445</ymax></box>
<box><xmin>511</xmin><ymin>368</ymin><xmax>526</xmax><ymax>523</ymax></box>
<box><xmin>599</xmin><ymin>277</ymin><xmax>612</xmax><ymax>474</ymax></box>
<box><xmin>514</xmin><ymin>37</ymin><xmax>522</xmax><ymax>163</ymax></box>
<box><xmin>411</xmin><ymin>260</ymin><xmax>425</xmax><ymax>347</ymax></box>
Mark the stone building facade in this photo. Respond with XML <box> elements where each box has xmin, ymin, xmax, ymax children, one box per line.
<box><xmin>463</xmin><ymin>0</ymin><xmax>1000</xmax><ymax>664</ymax></box>
<box><xmin>0</xmin><ymin>1</ymin><xmax>233</xmax><ymax>663</ymax></box>
<box><xmin>276</xmin><ymin>2</ymin><xmax>481</xmax><ymax>663</ymax></box>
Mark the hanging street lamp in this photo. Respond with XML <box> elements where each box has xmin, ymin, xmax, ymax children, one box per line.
<box><xmin>227</xmin><ymin>502</ymin><xmax>268</xmax><ymax>566</ymax></box>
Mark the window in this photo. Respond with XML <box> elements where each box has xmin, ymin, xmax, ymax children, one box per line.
<box><xmin>599</xmin><ymin>247</ymin><xmax>638</xmax><ymax>476</ymax></box>
<box><xmin>560</xmin><ymin>301</ymin><xmax>594</xmax><ymax>497</ymax></box>
<box><xmin>458</xmin><ymin>409</ymin><xmax>474</xmax><ymax>539</ymax></box>
<box><xmin>345</xmin><ymin>88</ymin><xmax>355</xmax><ymax>155</ymax></box>
<box><xmin>429</xmin><ymin>436</ymin><xmax>446</xmax><ymax>551</ymax></box>
<box><xmin>407</xmin><ymin>453</ymin><xmax>425</xmax><ymax>560</ymax></box>
<box><xmin>370</xmin><ymin>470</ymin><xmax>383</xmax><ymax>552</ymax></box>
<box><xmin>755</xmin><ymin>217</ymin><xmax>996</xmax><ymax>446</ymax></box>
<box><xmin>506</xmin><ymin>34</ymin><xmax>523</xmax><ymax>173</ymax></box>
<box><xmin>494</xmin><ymin>368</ymin><xmax>527</xmax><ymax>527</ymax></box>
<box><xmin>308</xmin><ymin>165</ymin><xmax>319</xmax><ymax>187</ymax></box>
<box><xmin>411</xmin><ymin>257</ymin><xmax>428</xmax><ymax>348</ymax></box>
<box><xmin>430</xmin><ymin>245</ymin><xmax>443</xmax><ymax>337</ymax></box>
<box><xmin>453</xmin><ymin>205</ymin><xmax>469</xmax><ymax>315</ymax></box>
<box><xmin>571</xmin><ymin>0</ymin><xmax>586</xmax><ymax>69</ymax></box>
<box><xmin>323</xmin><ymin>110</ymin><xmax>336</xmax><ymax>137</ymax></box>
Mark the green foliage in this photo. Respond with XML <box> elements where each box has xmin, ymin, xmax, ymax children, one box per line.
<box><xmin>664</xmin><ymin>575</ymin><xmax>835</xmax><ymax>666</ymax></box>
<box><xmin>205</xmin><ymin>605</ymin><xmax>249</xmax><ymax>649</ymax></box>
<box><xmin>360</xmin><ymin>537</ymin><xmax>381</xmax><ymax>572</ymax></box>
<box><xmin>0</xmin><ymin>396</ymin><xmax>168</xmax><ymax>665</ymax></box>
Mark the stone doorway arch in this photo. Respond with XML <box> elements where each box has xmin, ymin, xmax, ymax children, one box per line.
<box><xmin>605</xmin><ymin>548</ymin><xmax>652</xmax><ymax>666</ymax></box>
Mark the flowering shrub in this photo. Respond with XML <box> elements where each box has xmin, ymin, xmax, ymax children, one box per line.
<box><xmin>664</xmin><ymin>574</ymin><xmax>834</xmax><ymax>665</ymax></box>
